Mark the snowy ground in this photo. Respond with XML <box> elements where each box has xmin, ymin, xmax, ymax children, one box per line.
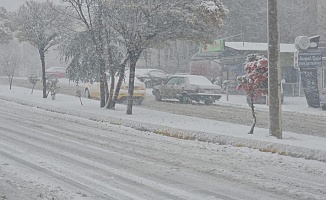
<box><xmin>0</xmin><ymin>84</ymin><xmax>326</xmax><ymax>163</ymax></box>
<box><xmin>0</xmin><ymin>85</ymin><xmax>326</xmax><ymax>199</ymax></box>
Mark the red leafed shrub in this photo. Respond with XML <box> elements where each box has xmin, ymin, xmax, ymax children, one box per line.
<box><xmin>236</xmin><ymin>54</ymin><xmax>268</xmax><ymax>134</ymax></box>
<box><xmin>237</xmin><ymin>54</ymin><xmax>268</xmax><ymax>101</ymax></box>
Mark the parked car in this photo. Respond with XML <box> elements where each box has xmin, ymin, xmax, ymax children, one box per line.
<box><xmin>84</xmin><ymin>74</ymin><xmax>146</xmax><ymax>105</ymax></box>
<box><xmin>320</xmin><ymin>87</ymin><xmax>326</xmax><ymax>110</ymax></box>
<box><xmin>131</xmin><ymin>68</ymin><xmax>169</xmax><ymax>88</ymax></box>
<box><xmin>45</xmin><ymin>67</ymin><xmax>66</xmax><ymax>78</ymax></box>
<box><xmin>152</xmin><ymin>74</ymin><xmax>222</xmax><ymax>105</ymax></box>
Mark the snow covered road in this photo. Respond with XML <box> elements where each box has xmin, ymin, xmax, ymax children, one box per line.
<box><xmin>1</xmin><ymin>77</ymin><xmax>326</xmax><ymax>138</ymax></box>
<box><xmin>0</xmin><ymin>100</ymin><xmax>325</xmax><ymax>199</ymax></box>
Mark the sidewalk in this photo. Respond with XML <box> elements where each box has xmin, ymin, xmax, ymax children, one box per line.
<box><xmin>0</xmin><ymin>85</ymin><xmax>325</xmax><ymax>162</ymax></box>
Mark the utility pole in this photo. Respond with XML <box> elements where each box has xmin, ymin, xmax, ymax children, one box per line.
<box><xmin>268</xmin><ymin>0</ymin><xmax>282</xmax><ymax>139</ymax></box>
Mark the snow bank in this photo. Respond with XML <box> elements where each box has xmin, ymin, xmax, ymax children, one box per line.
<box><xmin>0</xmin><ymin>85</ymin><xmax>325</xmax><ymax>163</ymax></box>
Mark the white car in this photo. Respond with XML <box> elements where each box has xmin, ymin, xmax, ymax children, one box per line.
<box><xmin>152</xmin><ymin>74</ymin><xmax>222</xmax><ymax>105</ymax></box>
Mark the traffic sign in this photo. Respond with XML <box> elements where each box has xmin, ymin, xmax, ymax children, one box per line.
<box><xmin>298</xmin><ymin>51</ymin><xmax>322</xmax><ymax>69</ymax></box>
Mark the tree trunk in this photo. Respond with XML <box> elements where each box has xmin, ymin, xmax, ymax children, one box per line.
<box><xmin>106</xmin><ymin>72</ymin><xmax>115</xmax><ymax>109</ymax></box>
<box><xmin>112</xmin><ymin>56</ymin><xmax>130</xmax><ymax>109</ymax></box>
<box><xmin>8</xmin><ymin>75</ymin><xmax>13</xmax><ymax>90</ymax></box>
<box><xmin>127</xmin><ymin>50</ymin><xmax>142</xmax><ymax>115</ymax></box>
<box><xmin>99</xmin><ymin>59</ymin><xmax>106</xmax><ymax>108</ymax></box>
<box><xmin>268</xmin><ymin>0</ymin><xmax>282</xmax><ymax>139</ymax></box>
<box><xmin>248</xmin><ymin>94</ymin><xmax>256</xmax><ymax>134</ymax></box>
<box><xmin>104</xmin><ymin>27</ymin><xmax>115</xmax><ymax>109</ymax></box>
<box><xmin>104</xmin><ymin>79</ymin><xmax>109</xmax><ymax>104</ymax></box>
<box><xmin>31</xmin><ymin>84</ymin><xmax>35</xmax><ymax>94</ymax></box>
<box><xmin>157</xmin><ymin>49</ymin><xmax>161</xmax><ymax>69</ymax></box>
<box><xmin>106</xmin><ymin>46</ymin><xmax>115</xmax><ymax>109</ymax></box>
<box><xmin>174</xmin><ymin>40</ymin><xmax>180</xmax><ymax>71</ymax></box>
<box><xmin>39</xmin><ymin>48</ymin><xmax>47</xmax><ymax>98</ymax></box>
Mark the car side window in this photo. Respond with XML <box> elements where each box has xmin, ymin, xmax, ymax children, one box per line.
<box><xmin>166</xmin><ymin>77</ymin><xmax>186</xmax><ymax>86</ymax></box>
<box><xmin>167</xmin><ymin>77</ymin><xmax>178</xmax><ymax>85</ymax></box>
<box><xmin>177</xmin><ymin>78</ymin><xmax>186</xmax><ymax>86</ymax></box>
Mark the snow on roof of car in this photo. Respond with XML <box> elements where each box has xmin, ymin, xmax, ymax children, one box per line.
<box><xmin>134</xmin><ymin>68</ymin><xmax>168</xmax><ymax>76</ymax></box>
<box><xmin>172</xmin><ymin>74</ymin><xmax>213</xmax><ymax>85</ymax></box>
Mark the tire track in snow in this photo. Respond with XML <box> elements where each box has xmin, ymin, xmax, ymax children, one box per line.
<box><xmin>0</xmin><ymin>100</ymin><xmax>324</xmax><ymax>199</ymax></box>
<box><xmin>0</xmin><ymin>119</ymin><xmax>243</xmax><ymax>200</ymax></box>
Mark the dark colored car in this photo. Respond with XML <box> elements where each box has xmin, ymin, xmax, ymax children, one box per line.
<box><xmin>152</xmin><ymin>74</ymin><xmax>222</xmax><ymax>105</ymax></box>
<box><xmin>134</xmin><ymin>68</ymin><xmax>169</xmax><ymax>88</ymax></box>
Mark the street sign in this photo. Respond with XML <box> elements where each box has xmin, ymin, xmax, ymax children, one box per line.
<box><xmin>298</xmin><ymin>51</ymin><xmax>322</xmax><ymax>69</ymax></box>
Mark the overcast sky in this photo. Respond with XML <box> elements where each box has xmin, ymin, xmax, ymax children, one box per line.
<box><xmin>0</xmin><ymin>0</ymin><xmax>62</xmax><ymax>11</ymax></box>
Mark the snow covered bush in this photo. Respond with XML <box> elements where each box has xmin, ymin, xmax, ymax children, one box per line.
<box><xmin>46</xmin><ymin>77</ymin><xmax>60</xmax><ymax>100</ymax></box>
<box><xmin>236</xmin><ymin>54</ymin><xmax>268</xmax><ymax>134</ymax></box>
<box><xmin>28</xmin><ymin>75</ymin><xmax>40</xmax><ymax>94</ymax></box>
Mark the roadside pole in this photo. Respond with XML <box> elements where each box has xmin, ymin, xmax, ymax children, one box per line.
<box><xmin>267</xmin><ymin>0</ymin><xmax>282</xmax><ymax>139</ymax></box>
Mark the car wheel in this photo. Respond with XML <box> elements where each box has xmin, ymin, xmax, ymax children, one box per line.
<box><xmin>154</xmin><ymin>90</ymin><xmax>162</xmax><ymax>101</ymax></box>
<box><xmin>204</xmin><ymin>97</ymin><xmax>213</xmax><ymax>105</ymax></box>
<box><xmin>179</xmin><ymin>93</ymin><xmax>191</xmax><ymax>104</ymax></box>
<box><xmin>85</xmin><ymin>89</ymin><xmax>90</xmax><ymax>99</ymax></box>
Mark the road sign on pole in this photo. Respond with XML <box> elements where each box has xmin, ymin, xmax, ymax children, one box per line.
<box><xmin>298</xmin><ymin>51</ymin><xmax>322</xmax><ymax>69</ymax></box>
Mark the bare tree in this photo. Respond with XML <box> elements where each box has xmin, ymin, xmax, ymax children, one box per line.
<box><xmin>14</xmin><ymin>0</ymin><xmax>71</xmax><ymax>98</ymax></box>
<box><xmin>0</xmin><ymin>52</ymin><xmax>20</xmax><ymax>89</ymax></box>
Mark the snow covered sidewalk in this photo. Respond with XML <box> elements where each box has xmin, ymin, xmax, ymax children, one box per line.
<box><xmin>0</xmin><ymin>85</ymin><xmax>325</xmax><ymax>162</ymax></box>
